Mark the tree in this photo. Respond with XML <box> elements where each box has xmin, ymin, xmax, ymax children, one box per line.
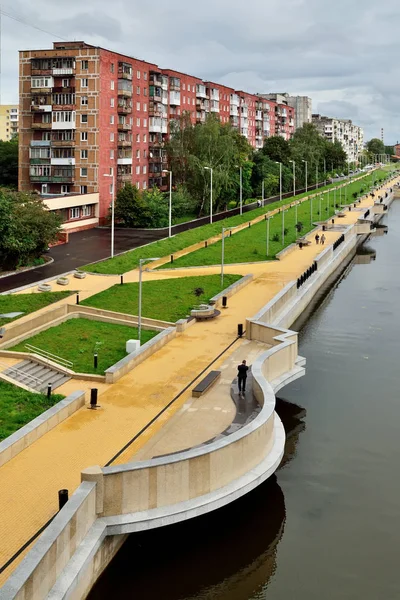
<box><xmin>0</xmin><ymin>188</ymin><xmax>61</xmax><ymax>270</ymax></box>
<box><xmin>142</xmin><ymin>187</ymin><xmax>168</xmax><ymax>228</ymax></box>
<box><xmin>114</xmin><ymin>183</ymin><xmax>150</xmax><ymax>227</ymax></box>
<box><xmin>165</xmin><ymin>113</ymin><xmax>253</xmax><ymax>216</ymax></box>
<box><xmin>366</xmin><ymin>138</ymin><xmax>385</xmax><ymax>159</ymax></box>
<box><xmin>261</xmin><ymin>136</ymin><xmax>291</xmax><ymax>165</ymax></box>
<box><xmin>385</xmin><ymin>145</ymin><xmax>394</xmax><ymax>157</ymax></box>
<box><xmin>0</xmin><ymin>137</ymin><xmax>18</xmax><ymax>188</ymax></box>
<box><xmin>324</xmin><ymin>140</ymin><xmax>348</xmax><ymax>173</ymax></box>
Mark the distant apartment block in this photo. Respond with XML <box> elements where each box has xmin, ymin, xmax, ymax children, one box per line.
<box><xmin>19</xmin><ymin>41</ymin><xmax>296</xmax><ymax>230</ymax></box>
<box><xmin>312</xmin><ymin>114</ymin><xmax>364</xmax><ymax>163</ymax></box>
<box><xmin>0</xmin><ymin>105</ymin><xmax>19</xmax><ymax>141</ymax></box>
<box><xmin>259</xmin><ymin>93</ymin><xmax>311</xmax><ymax>131</ymax></box>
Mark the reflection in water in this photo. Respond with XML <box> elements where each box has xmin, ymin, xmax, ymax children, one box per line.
<box><xmin>89</xmin><ymin>403</ymin><xmax>305</xmax><ymax>600</ymax></box>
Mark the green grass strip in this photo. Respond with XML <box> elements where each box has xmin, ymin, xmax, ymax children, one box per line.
<box><xmin>0</xmin><ymin>292</ymin><xmax>73</xmax><ymax>327</ymax></box>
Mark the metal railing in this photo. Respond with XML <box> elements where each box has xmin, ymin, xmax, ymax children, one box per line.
<box><xmin>25</xmin><ymin>345</ymin><xmax>73</xmax><ymax>369</ymax></box>
<box><xmin>0</xmin><ymin>362</ymin><xmax>44</xmax><ymax>387</ymax></box>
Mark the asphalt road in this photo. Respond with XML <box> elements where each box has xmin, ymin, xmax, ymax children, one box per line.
<box><xmin>0</xmin><ymin>228</ymin><xmax>165</xmax><ymax>293</ymax></box>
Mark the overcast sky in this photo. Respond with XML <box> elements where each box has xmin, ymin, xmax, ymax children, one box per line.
<box><xmin>2</xmin><ymin>0</ymin><xmax>399</xmax><ymax>142</ymax></box>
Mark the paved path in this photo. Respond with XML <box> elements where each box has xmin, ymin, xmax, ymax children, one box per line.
<box><xmin>0</xmin><ymin>180</ymin><xmax>396</xmax><ymax>583</ymax></box>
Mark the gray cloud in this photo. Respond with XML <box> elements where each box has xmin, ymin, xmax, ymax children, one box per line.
<box><xmin>2</xmin><ymin>0</ymin><xmax>400</xmax><ymax>141</ymax></box>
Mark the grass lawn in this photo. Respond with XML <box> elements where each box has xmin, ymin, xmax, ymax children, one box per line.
<box><xmin>82</xmin><ymin>274</ymin><xmax>242</xmax><ymax>322</ymax></box>
<box><xmin>0</xmin><ymin>291</ymin><xmax>73</xmax><ymax>327</ymax></box>
<box><xmin>9</xmin><ymin>318</ymin><xmax>158</xmax><ymax>375</ymax></box>
<box><xmin>158</xmin><ymin>173</ymin><xmax>387</xmax><ymax>268</ymax></box>
<box><xmin>0</xmin><ymin>380</ymin><xmax>64</xmax><ymax>441</ymax></box>
<box><xmin>84</xmin><ymin>170</ymin><xmax>387</xmax><ymax>275</ymax></box>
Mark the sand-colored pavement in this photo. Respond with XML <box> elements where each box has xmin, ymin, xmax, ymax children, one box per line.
<box><xmin>0</xmin><ymin>180</ymin><xmax>396</xmax><ymax>583</ymax></box>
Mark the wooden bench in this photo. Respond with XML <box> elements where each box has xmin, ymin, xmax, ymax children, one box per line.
<box><xmin>192</xmin><ymin>370</ymin><xmax>221</xmax><ymax>398</ymax></box>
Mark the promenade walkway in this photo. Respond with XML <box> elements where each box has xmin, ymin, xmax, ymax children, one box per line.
<box><xmin>0</xmin><ymin>180</ymin><xmax>396</xmax><ymax>584</ymax></box>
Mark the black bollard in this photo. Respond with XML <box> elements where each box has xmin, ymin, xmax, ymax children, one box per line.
<box><xmin>47</xmin><ymin>384</ymin><xmax>52</xmax><ymax>399</ymax></box>
<box><xmin>76</xmin><ymin>293</ymin><xmax>80</xmax><ymax>305</ymax></box>
<box><xmin>120</xmin><ymin>275</ymin><xmax>124</xmax><ymax>285</ymax></box>
<box><xmin>237</xmin><ymin>324</ymin><xmax>244</xmax><ymax>338</ymax></box>
<box><xmin>205</xmin><ymin>240</ymin><xmax>208</xmax><ymax>248</ymax></box>
<box><xmin>90</xmin><ymin>388</ymin><xmax>98</xmax><ymax>409</ymax></box>
<box><xmin>94</xmin><ymin>353</ymin><xmax>98</xmax><ymax>370</ymax></box>
<box><xmin>58</xmin><ymin>489</ymin><xmax>69</xmax><ymax>511</ymax></box>
<box><xmin>170</xmin><ymin>255</ymin><xmax>174</xmax><ymax>264</ymax></box>
<box><xmin>248</xmin><ymin>222</ymin><xmax>251</xmax><ymax>228</ymax></box>
<box><xmin>222</xmin><ymin>296</ymin><xmax>227</xmax><ymax>308</ymax></box>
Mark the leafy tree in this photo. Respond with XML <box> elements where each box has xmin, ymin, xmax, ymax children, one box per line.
<box><xmin>366</xmin><ymin>138</ymin><xmax>385</xmax><ymax>159</ymax></box>
<box><xmin>143</xmin><ymin>187</ymin><xmax>168</xmax><ymax>228</ymax></box>
<box><xmin>114</xmin><ymin>183</ymin><xmax>150</xmax><ymax>227</ymax></box>
<box><xmin>324</xmin><ymin>140</ymin><xmax>347</xmax><ymax>172</ymax></box>
<box><xmin>0</xmin><ymin>188</ymin><xmax>61</xmax><ymax>270</ymax></box>
<box><xmin>261</xmin><ymin>136</ymin><xmax>291</xmax><ymax>165</ymax></box>
<box><xmin>385</xmin><ymin>145</ymin><xmax>394</xmax><ymax>156</ymax></box>
<box><xmin>0</xmin><ymin>137</ymin><xmax>18</xmax><ymax>188</ymax></box>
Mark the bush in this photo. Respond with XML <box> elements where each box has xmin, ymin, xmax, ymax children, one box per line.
<box><xmin>272</xmin><ymin>233</ymin><xmax>280</xmax><ymax>242</ymax></box>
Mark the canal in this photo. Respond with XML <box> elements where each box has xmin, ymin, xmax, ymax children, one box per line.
<box><xmin>90</xmin><ymin>202</ymin><xmax>400</xmax><ymax>600</ymax></box>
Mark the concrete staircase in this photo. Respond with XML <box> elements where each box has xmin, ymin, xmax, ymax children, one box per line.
<box><xmin>3</xmin><ymin>359</ymin><xmax>71</xmax><ymax>393</ymax></box>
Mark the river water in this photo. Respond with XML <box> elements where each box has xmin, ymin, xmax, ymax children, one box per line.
<box><xmin>90</xmin><ymin>202</ymin><xmax>400</xmax><ymax>600</ymax></box>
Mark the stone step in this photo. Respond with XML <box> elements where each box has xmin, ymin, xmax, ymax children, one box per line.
<box><xmin>3</xmin><ymin>360</ymin><xmax>71</xmax><ymax>394</ymax></box>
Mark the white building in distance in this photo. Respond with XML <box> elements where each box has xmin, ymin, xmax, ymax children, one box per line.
<box><xmin>312</xmin><ymin>114</ymin><xmax>364</xmax><ymax>163</ymax></box>
<box><xmin>259</xmin><ymin>93</ymin><xmax>312</xmax><ymax>130</ymax></box>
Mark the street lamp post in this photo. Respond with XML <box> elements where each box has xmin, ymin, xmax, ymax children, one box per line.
<box><xmin>316</xmin><ymin>163</ymin><xmax>319</xmax><ymax>189</ymax></box>
<box><xmin>276</xmin><ymin>161</ymin><xmax>282</xmax><ymax>203</ymax></box>
<box><xmin>302</xmin><ymin>159</ymin><xmax>308</xmax><ymax>194</ymax></box>
<box><xmin>162</xmin><ymin>169</ymin><xmax>172</xmax><ymax>238</ymax></box>
<box><xmin>239</xmin><ymin>165</ymin><xmax>243</xmax><ymax>215</ymax></box>
<box><xmin>221</xmin><ymin>227</ymin><xmax>228</xmax><ymax>288</ymax></box>
<box><xmin>204</xmin><ymin>167</ymin><xmax>213</xmax><ymax>224</ymax></box>
<box><xmin>262</xmin><ymin>179</ymin><xmax>265</xmax><ymax>206</ymax></box>
<box><xmin>323</xmin><ymin>158</ymin><xmax>326</xmax><ymax>185</ymax></box>
<box><xmin>282</xmin><ymin>209</ymin><xmax>287</xmax><ymax>247</ymax></box>
<box><xmin>290</xmin><ymin>159</ymin><xmax>296</xmax><ymax>198</ymax></box>
<box><xmin>310</xmin><ymin>196</ymin><xmax>313</xmax><ymax>225</ymax></box>
<box><xmin>103</xmin><ymin>170</ymin><xmax>115</xmax><ymax>258</ymax></box>
<box><xmin>138</xmin><ymin>257</ymin><xmax>160</xmax><ymax>345</ymax></box>
<box><xmin>266</xmin><ymin>216</ymin><xmax>271</xmax><ymax>257</ymax></box>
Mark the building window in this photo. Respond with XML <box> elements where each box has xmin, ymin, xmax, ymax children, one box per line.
<box><xmin>143</xmin><ymin>103</ymin><xmax>147</xmax><ymax>112</ymax></box>
<box><xmin>61</xmin><ymin>185</ymin><xmax>70</xmax><ymax>194</ymax></box>
<box><xmin>80</xmin><ymin>185</ymin><xmax>88</xmax><ymax>194</ymax></box>
<box><xmin>82</xmin><ymin>205</ymin><xmax>91</xmax><ymax>217</ymax></box>
<box><xmin>70</xmin><ymin>207</ymin><xmax>80</xmax><ymax>219</ymax></box>
<box><xmin>136</xmin><ymin>149</ymin><xmax>140</xmax><ymax>159</ymax></box>
<box><xmin>183</xmin><ymin>83</ymin><xmax>186</xmax><ymax>91</ymax></box>
<box><xmin>111</xmin><ymin>63</ymin><xmax>114</xmax><ymax>73</ymax></box>
<box><xmin>136</xmin><ymin>118</ymin><xmax>140</xmax><ymax>127</ymax></box>
<box><xmin>110</xmin><ymin>115</ymin><xmax>114</xmax><ymax>124</ymax></box>
<box><xmin>143</xmin><ymin>133</ymin><xmax>146</xmax><ymax>142</ymax></box>
<box><xmin>136</xmin><ymin>182</ymin><xmax>140</xmax><ymax>189</ymax></box>
<box><xmin>41</xmin><ymin>184</ymin><xmax>49</xmax><ymax>194</ymax></box>
<box><xmin>143</xmin><ymin>165</ymin><xmax>147</xmax><ymax>174</ymax></box>
<box><xmin>31</xmin><ymin>77</ymin><xmax>52</xmax><ymax>88</ymax></box>
<box><xmin>136</xmin><ymin>165</ymin><xmax>140</xmax><ymax>174</ymax></box>
<box><xmin>110</xmin><ymin>98</ymin><xmax>115</xmax><ymax>108</ymax></box>
<box><xmin>110</xmin><ymin>149</ymin><xmax>114</xmax><ymax>159</ymax></box>
<box><xmin>111</xmin><ymin>80</ymin><xmax>115</xmax><ymax>90</ymax></box>
<box><xmin>137</xmin><ymin>102</ymin><xmax>140</xmax><ymax>111</ymax></box>
<box><xmin>81</xmin><ymin>149</ymin><xmax>88</xmax><ymax>159</ymax></box>
<box><xmin>144</xmin><ymin>88</ymin><xmax>147</xmax><ymax>97</ymax></box>
<box><xmin>81</xmin><ymin>96</ymin><xmax>88</xmax><ymax>106</ymax></box>
<box><xmin>143</xmin><ymin>118</ymin><xmax>147</xmax><ymax>127</ymax></box>
<box><xmin>81</xmin><ymin>167</ymin><xmax>88</xmax><ymax>177</ymax></box>
<box><xmin>82</xmin><ymin>60</ymin><xmax>89</xmax><ymax>70</ymax></box>
<box><xmin>81</xmin><ymin>78</ymin><xmax>88</xmax><ymax>88</ymax></box>
<box><xmin>144</xmin><ymin>72</ymin><xmax>148</xmax><ymax>81</ymax></box>
<box><xmin>62</xmin><ymin>79</ymin><xmax>70</xmax><ymax>87</ymax></box>
<box><xmin>143</xmin><ymin>181</ymin><xmax>147</xmax><ymax>189</ymax></box>
<box><xmin>143</xmin><ymin>150</ymin><xmax>147</xmax><ymax>158</ymax></box>
<box><xmin>137</xmin><ymin>71</ymin><xmax>141</xmax><ymax>79</ymax></box>
<box><xmin>81</xmin><ymin>114</ymin><xmax>88</xmax><ymax>124</ymax></box>
<box><xmin>110</xmin><ymin>132</ymin><xmax>114</xmax><ymax>142</ymax></box>
<box><xmin>137</xmin><ymin>86</ymin><xmax>140</xmax><ymax>95</ymax></box>
<box><xmin>136</xmin><ymin>133</ymin><xmax>140</xmax><ymax>143</ymax></box>
<box><xmin>81</xmin><ymin>131</ymin><xmax>88</xmax><ymax>141</ymax></box>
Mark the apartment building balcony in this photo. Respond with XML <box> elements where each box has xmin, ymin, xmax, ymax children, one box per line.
<box><xmin>31</xmin><ymin>175</ymin><xmax>74</xmax><ymax>183</ymax></box>
<box><xmin>118</xmin><ymin>89</ymin><xmax>133</xmax><ymax>99</ymax></box>
<box><xmin>196</xmin><ymin>112</ymin><xmax>206</xmax><ymax>124</ymax></box>
<box><xmin>52</xmin><ymin>86</ymin><xmax>75</xmax><ymax>94</ymax></box>
<box><xmin>170</xmin><ymin>91</ymin><xmax>181</xmax><ymax>106</ymax></box>
<box><xmin>150</xmin><ymin>74</ymin><xmax>163</xmax><ymax>86</ymax></box>
<box><xmin>169</xmin><ymin>79</ymin><xmax>181</xmax><ymax>92</ymax></box>
<box><xmin>117</xmin><ymin>157</ymin><xmax>133</xmax><ymax>165</ymax></box>
<box><xmin>117</xmin><ymin>172</ymin><xmax>132</xmax><ymax>182</ymax></box>
<box><xmin>118</xmin><ymin>70</ymin><xmax>133</xmax><ymax>81</ymax></box>
<box><xmin>117</xmin><ymin>139</ymin><xmax>132</xmax><ymax>147</ymax></box>
<box><xmin>149</xmin><ymin>87</ymin><xmax>162</xmax><ymax>102</ymax></box>
<box><xmin>51</xmin><ymin>139</ymin><xmax>75</xmax><ymax>147</ymax></box>
<box><xmin>230</xmin><ymin>105</ymin><xmax>239</xmax><ymax>117</ymax></box>
<box><xmin>210</xmin><ymin>101</ymin><xmax>219</xmax><ymax>113</ymax></box>
<box><xmin>255</xmin><ymin>110</ymin><xmax>263</xmax><ymax>120</ymax></box>
<box><xmin>31</xmin><ymin>104</ymin><xmax>52</xmax><ymax>113</ymax></box>
<box><xmin>240</xmin><ymin>106</ymin><xmax>248</xmax><ymax>118</ymax></box>
<box><xmin>117</xmin><ymin>102</ymin><xmax>132</xmax><ymax>115</ymax></box>
<box><xmin>196</xmin><ymin>84</ymin><xmax>207</xmax><ymax>99</ymax></box>
<box><xmin>30</xmin><ymin>140</ymin><xmax>51</xmax><ymax>147</ymax></box>
<box><xmin>30</xmin><ymin>158</ymin><xmax>51</xmax><ymax>165</ymax></box>
<box><xmin>230</xmin><ymin>116</ymin><xmax>239</xmax><ymax>127</ymax></box>
<box><xmin>240</xmin><ymin>128</ymin><xmax>249</xmax><ymax>137</ymax></box>
<box><xmin>32</xmin><ymin>121</ymin><xmax>52</xmax><ymax>130</ymax></box>
<box><xmin>256</xmin><ymin>139</ymin><xmax>263</xmax><ymax>149</ymax></box>
<box><xmin>52</xmin><ymin>68</ymin><xmax>74</xmax><ymax>76</ymax></box>
<box><xmin>230</xmin><ymin>94</ymin><xmax>239</xmax><ymax>106</ymax></box>
<box><xmin>118</xmin><ymin>121</ymin><xmax>132</xmax><ymax>131</ymax></box>
<box><xmin>51</xmin><ymin>158</ymin><xmax>75</xmax><ymax>166</ymax></box>
<box><xmin>210</xmin><ymin>89</ymin><xmax>220</xmax><ymax>102</ymax></box>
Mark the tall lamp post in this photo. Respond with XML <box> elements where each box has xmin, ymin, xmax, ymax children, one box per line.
<box><xmin>138</xmin><ymin>257</ymin><xmax>160</xmax><ymax>345</ymax></box>
<box><xmin>266</xmin><ymin>216</ymin><xmax>271</xmax><ymax>257</ymax></box>
<box><xmin>103</xmin><ymin>170</ymin><xmax>115</xmax><ymax>258</ymax></box>
<box><xmin>282</xmin><ymin>209</ymin><xmax>287</xmax><ymax>247</ymax></box>
<box><xmin>162</xmin><ymin>169</ymin><xmax>172</xmax><ymax>238</ymax></box>
<box><xmin>204</xmin><ymin>167</ymin><xmax>213</xmax><ymax>224</ymax></box>
<box><xmin>239</xmin><ymin>165</ymin><xmax>243</xmax><ymax>215</ymax></box>
<box><xmin>276</xmin><ymin>161</ymin><xmax>282</xmax><ymax>203</ymax></box>
<box><xmin>302</xmin><ymin>159</ymin><xmax>308</xmax><ymax>194</ymax></box>
<box><xmin>262</xmin><ymin>179</ymin><xmax>265</xmax><ymax>206</ymax></box>
<box><xmin>221</xmin><ymin>227</ymin><xmax>228</xmax><ymax>289</ymax></box>
<box><xmin>316</xmin><ymin>163</ymin><xmax>319</xmax><ymax>189</ymax></box>
<box><xmin>290</xmin><ymin>159</ymin><xmax>296</xmax><ymax>198</ymax></box>
<box><xmin>323</xmin><ymin>158</ymin><xmax>327</xmax><ymax>185</ymax></box>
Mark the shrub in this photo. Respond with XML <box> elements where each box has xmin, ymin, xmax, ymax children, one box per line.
<box><xmin>272</xmin><ymin>233</ymin><xmax>280</xmax><ymax>242</ymax></box>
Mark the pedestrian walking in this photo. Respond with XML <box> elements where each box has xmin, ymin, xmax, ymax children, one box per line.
<box><xmin>320</xmin><ymin>233</ymin><xmax>326</xmax><ymax>245</ymax></box>
<box><xmin>237</xmin><ymin>360</ymin><xmax>249</xmax><ymax>396</ymax></box>
<box><xmin>315</xmin><ymin>233</ymin><xmax>320</xmax><ymax>245</ymax></box>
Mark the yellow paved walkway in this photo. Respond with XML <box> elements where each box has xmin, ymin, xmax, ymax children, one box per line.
<box><xmin>0</xmin><ymin>179</ymin><xmax>397</xmax><ymax>583</ymax></box>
